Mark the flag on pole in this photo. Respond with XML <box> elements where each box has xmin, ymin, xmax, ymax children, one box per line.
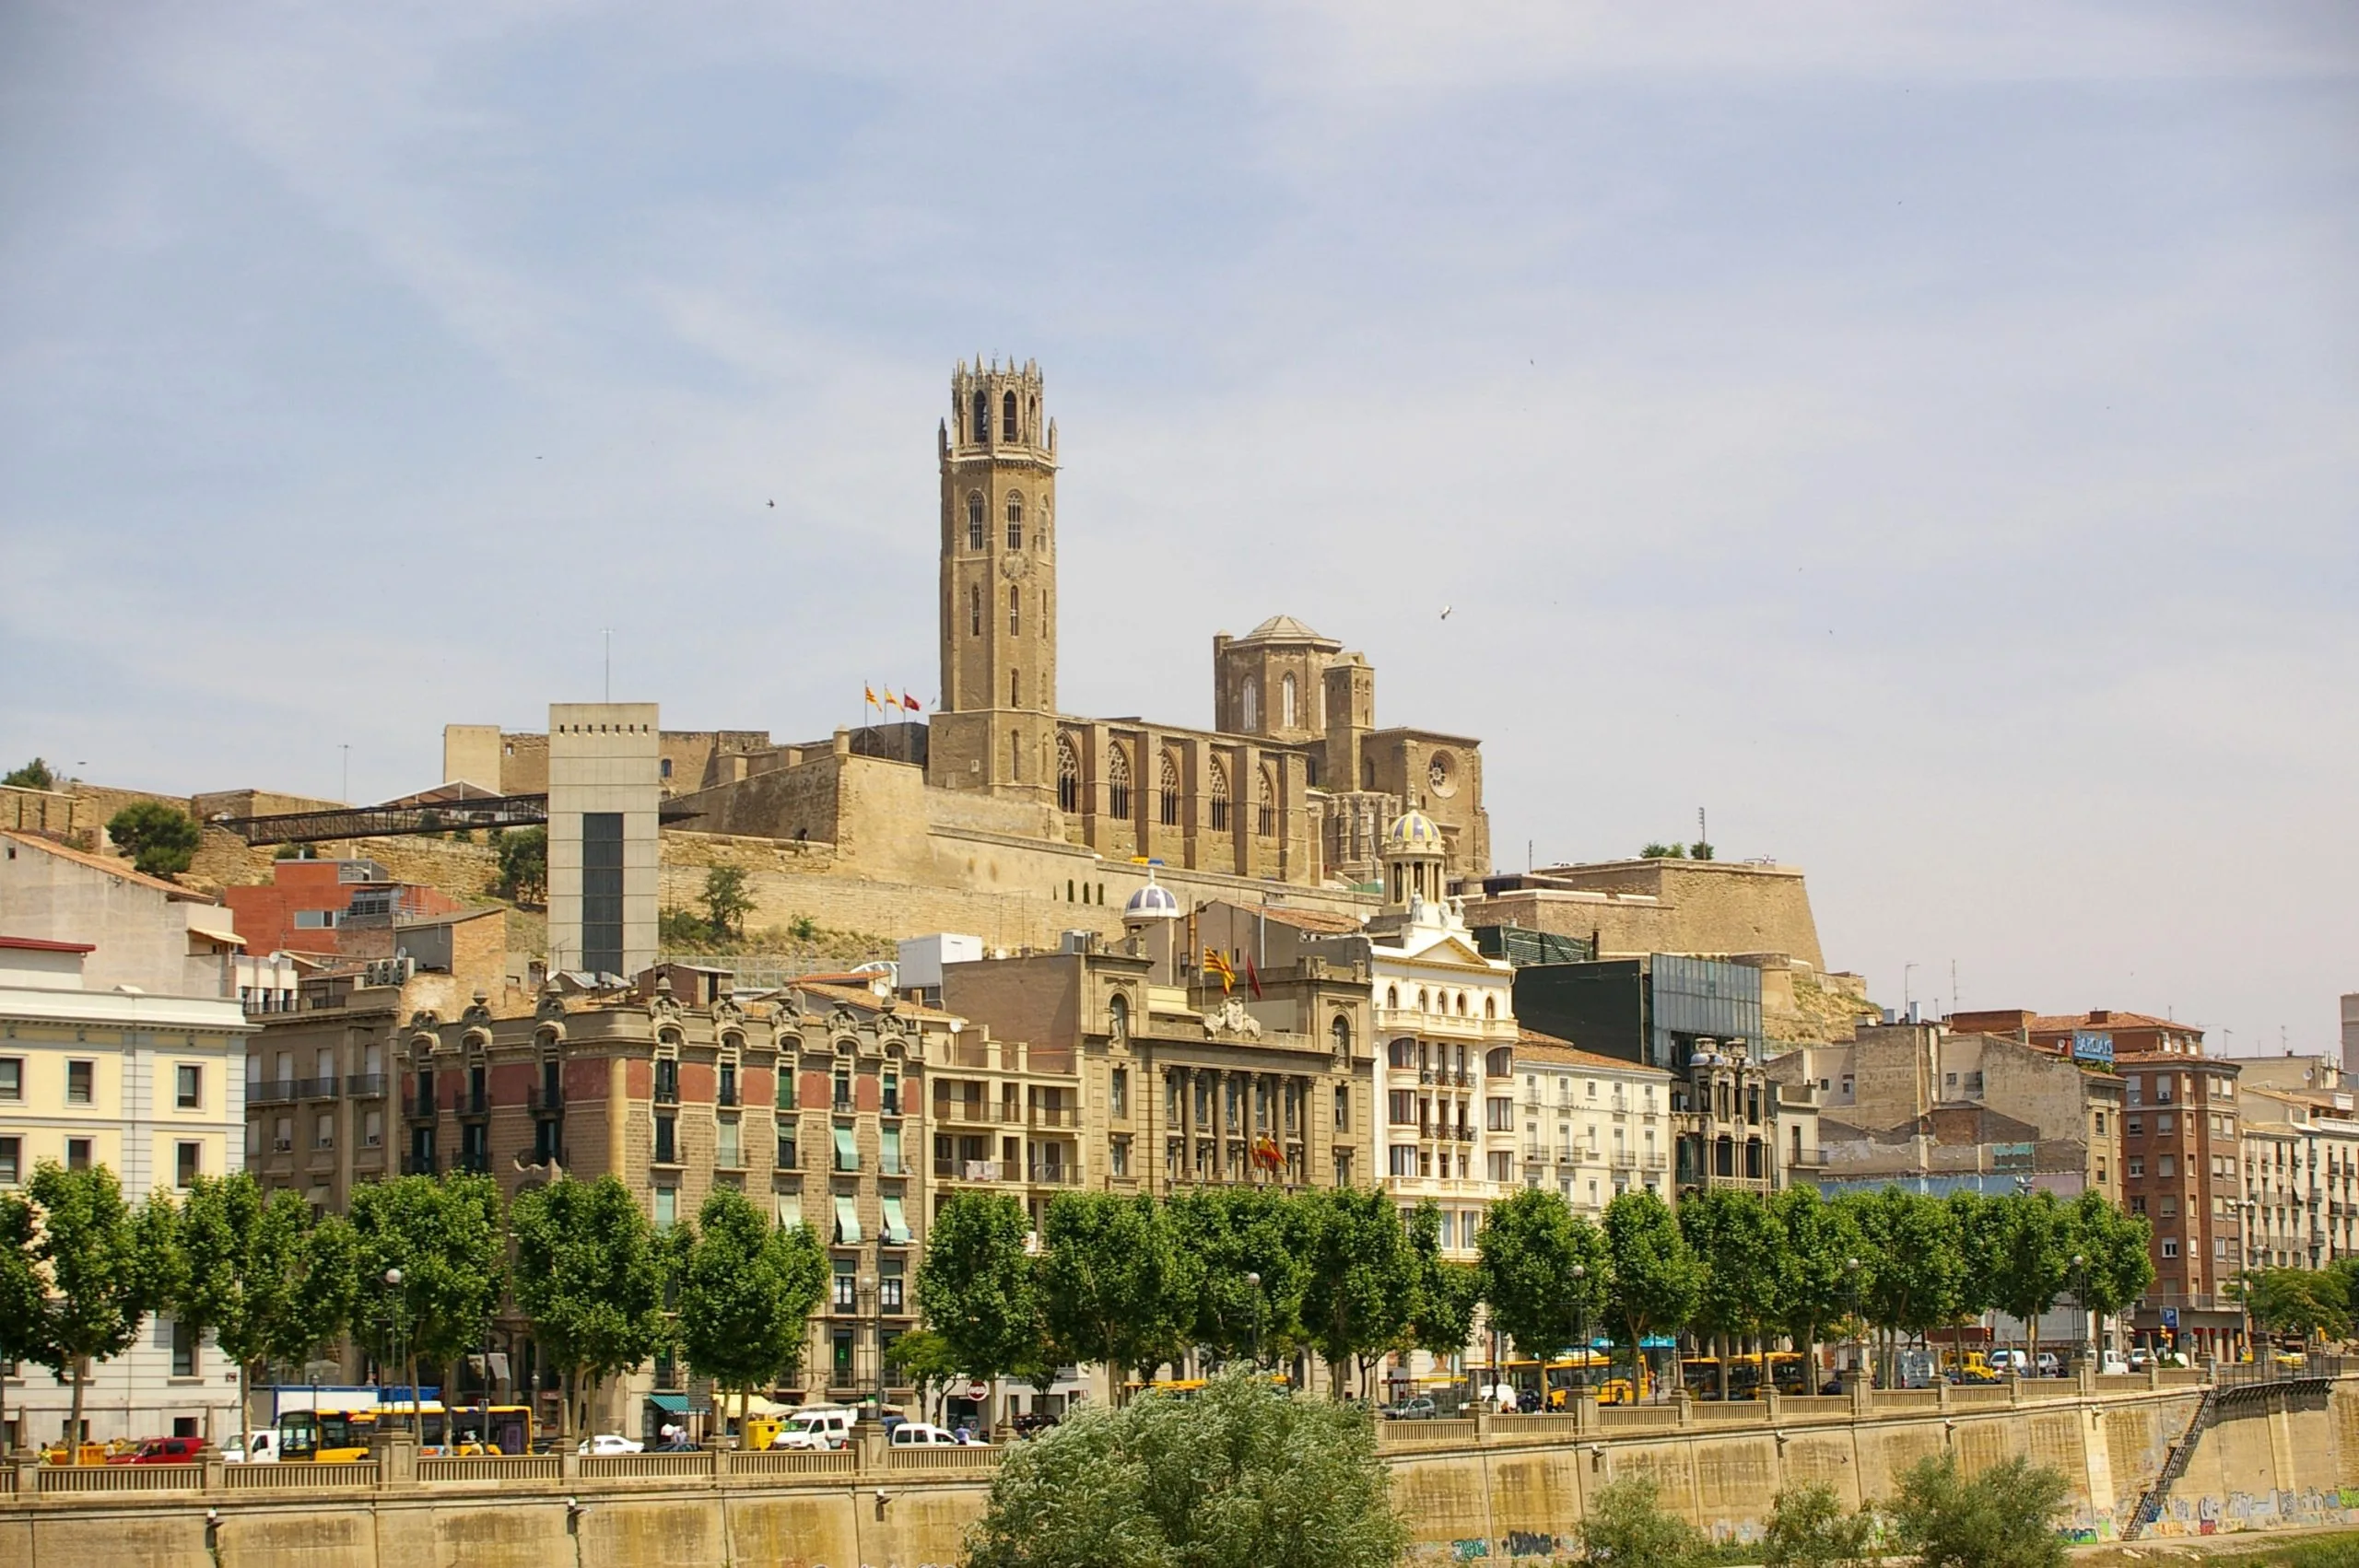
<box><xmin>863</xmin><ymin>685</ymin><xmax>879</xmax><ymax>709</ymax></box>
<box><xmin>882</xmin><ymin>685</ymin><xmax>898</xmax><ymax>711</ymax></box>
<box><xmin>1203</xmin><ymin>948</ymin><xmax>1235</xmax><ymax>993</ymax></box>
<box><xmin>902</xmin><ymin>692</ymin><xmax>921</xmax><ymax>712</ymax></box>
<box><xmin>1245</xmin><ymin>955</ymin><xmax>1263</xmax><ymax>1000</ymax></box>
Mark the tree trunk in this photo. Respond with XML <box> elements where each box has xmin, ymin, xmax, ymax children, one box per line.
<box><xmin>406</xmin><ymin>1351</ymin><xmax>422</xmax><ymax>1439</ymax></box>
<box><xmin>2026</xmin><ymin>1313</ymin><xmax>2040</xmax><ymax>1374</ymax></box>
<box><xmin>69</xmin><ymin>1355</ymin><xmax>89</xmax><ymax>1461</ymax></box>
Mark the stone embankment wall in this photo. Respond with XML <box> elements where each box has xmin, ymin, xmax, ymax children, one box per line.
<box><xmin>9</xmin><ymin>1376</ymin><xmax>2353</xmax><ymax>1568</ymax></box>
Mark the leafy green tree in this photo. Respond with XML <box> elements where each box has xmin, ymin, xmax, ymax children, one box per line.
<box><xmin>1298</xmin><ymin>1187</ymin><xmax>1419</xmax><ymax>1398</ymax></box>
<box><xmin>676</xmin><ymin>1187</ymin><xmax>827</xmax><ymax>1432</ymax></box>
<box><xmin>0</xmin><ymin>1191</ymin><xmax>46</xmax><ymax>1445</ymax></box>
<box><xmin>700</xmin><ymin>865</ymin><xmax>755</xmax><ymax>942</ymax></box>
<box><xmin>495</xmin><ymin>825</ymin><xmax>547</xmax><ymax>906</ymax></box>
<box><xmin>1168</xmin><ymin>1188</ymin><xmax>1309</xmax><ymax>1363</ymax></box>
<box><xmin>1603</xmin><ymin>1188</ymin><xmax>1700</xmax><ymax>1387</ymax></box>
<box><xmin>1576</xmin><ymin>1475</ymin><xmax>1706</xmax><ymax>1568</ymax></box>
<box><xmin>510</xmin><ymin>1176</ymin><xmax>669</xmax><ymax>1436</ymax></box>
<box><xmin>3</xmin><ymin>757</ymin><xmax>56</xmax><ymax>790</ymax></box>
<box><xmin>1039</xmin><ymin>1192</ymin><xmax>1198</xmax><ymax>1394</ymax></box>
<box><xmin>348</xmin><ymin>1174</ymin><xmax>506</xmax><ymax>1424</ymax></box>
<box><xmin>175</xmin><ymin>1175</ymin><xmax>359</xmax><ymax>1433</ymax></box>
<box><xmin>1773</xmin><ymin>1187</ymin><xmax>1858</xmax><ymax>1377</ymax></box>
<box><xmin>1841</xmin><ymin>1190</ymin><xmax>1965</xmax><ymax>1385</ymax></box>
<box><xmin>1403</xmin><ymin>1200</ymin><xmax>1481</xmax><ymax>1363</ymax></box>
<box><xmin>2236</xmin><ymin>1267</ymin><xmax>2352</xmax><ymax>1343</ymax></box>
<box><xmin>884</xmin><ymin>1328</ymin><xmax>964</xmax><ymax>1422</ymax></box>
<box><xmin>2065</xmin><ymin>1191</ymin><xmax>2153</xmax><ymax>1350</ymax></box>
<box><xmin>1681</xmin><ymin>1188</ymin><xmax>1785</xmax><ymax>1398</ymax></box>
<box><xmin>26</xmin><ymin>1164</ymin><xmax>153</xmax><ymax>1454</ymax></box>
<box><xmin>1476</xmin><ymin>1187</ymin><xmax>1606</xmax><ymax>1363</ymax></box>
<box><xmin>106</xmin><ymin>801</ymin><xmax>202</xmax><ymax>879</ymax></box>
<box><xmin>1982</xmin><ymin>1191</ymin><xmax>2072</xmax><ymax>1364</ymax></box>
<box><xmin>966</xmin><ymin>1367</ymin><xmax>1407</xmax><ymax>1568</ymax></box>
<box><xmin>1886</xmin><ymin>1454</ymin><xmax>2067</xmax><ymax>1568</ymax></box>
<box><xmin>918</xmin><ymin>1192</ymin><xmax>1048</xmax><ymax>1408</ymax></box>
<box><xmin>1764</xmin><ymin>1481</ymin><xmax>1882</xmax><ymax>1568</ymax></box>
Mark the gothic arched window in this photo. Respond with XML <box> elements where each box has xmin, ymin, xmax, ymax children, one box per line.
<box><xmin>1002</xmin><ymin>390</ymin><xmax>1018</xmax><ymax>442</ymax></box>
<box><xmin>1158</xmin><ymin>751</ymin><xmax>1180</xmax><ymax>826</ymax></box>
<box><xmin>969</xmin><ymin>584</ymin><xmax>981</xmax><ymax>637</ymax></box>
<box><xmin>972</xmin><ymin>390</ymin><xmax>988</xmax><ymax>442</ymax></box>
<box><xmin>1240</xmin><ymin>678</ymin><xmax>1260</xmax><ymax>731</ymax></box>
<box><xmin>1208</xmin><ymin>758</ymin><xmax>1230</xmax><ymax>831</ymax></box>
<box><xmin>1057</xmin><ymin>734</ymin><xmax>1081</xmax><ymax>813</ymax></box>
<box><xmin>966</xmin><ymin>492</ymin><xmax>984</xmax><ymax>550</ymax></box>
<box><xmin>1256</xmin><ymin>766</ymin><xmax>1275</xmax><ymax>838</ymax></box>
<box><xmin>1005</xmin><ymin>492</ymin><xmax>1023</xmax><ymax>550</ymax></box>
<box><xmin>1108</xmin><ymin>744</ymin><xmax>1133</xmax><ymax>819</ymax></box>
<box><xmin>1010</xmin><ymin>730</ymin><xmax>1022</xmax><ymax>780</ymax></box>
<box><xmin>1485</xmin><ymin>995</ymin><xmax>1497</xmax><ymax>1021</ymax></box>
<box><xmin>1281</xmin><ymin>673</ymin><xmax>1297</xmax><ymax>729</ymax></box>
<box><xmin>1009</xmin><ymin>584</ymin><xmax>1021</xmax><ymax>635</ymax></box>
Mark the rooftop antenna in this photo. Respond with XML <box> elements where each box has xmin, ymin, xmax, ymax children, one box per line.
<box><xmin>1950</xmin><ymin>959</ymin><xmax>1958</xmax><ymax>1013</ymax></box>
<box><xmin>1904</xmin><ymin>962</ymin><xmax>1918</xmax><ymax>1013</ymax></box>
<box><xmin>339</xmin><ymin>743</ymin><xmax>351</xmax><ymax>804</ymax></box>
<box><xmin>601</xmin><ymin>628</ymin><xmax>613</xmax><ymax>702</ymax></box>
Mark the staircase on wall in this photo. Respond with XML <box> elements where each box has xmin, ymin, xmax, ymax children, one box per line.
<box><xmin>2123</xmin><ymin>1389</ymin><xmax>2216</xmax><ymax>1542</ymax></box>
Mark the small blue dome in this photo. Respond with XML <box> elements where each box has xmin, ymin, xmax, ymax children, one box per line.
<box><xmin>1385</xmin><ymin>810</ymin><xmax>1444</xmax><ymax>850</ymax></box>
<box><xmin>1123</xmin><ymin>876</ymin><xmax>1181</xmax><ymax>923</ymax></box>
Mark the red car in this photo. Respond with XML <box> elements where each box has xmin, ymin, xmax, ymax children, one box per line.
<box><xmin>113</xmin><ymin>1436</ymin><xmax>205</xmax><ymax>1464</ymax></box>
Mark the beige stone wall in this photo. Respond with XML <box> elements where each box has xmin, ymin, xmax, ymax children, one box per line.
<box><xmin>1465</xmin><ymin>860</ymin><xmax>1826</xmax><ymax>971</ymax></box>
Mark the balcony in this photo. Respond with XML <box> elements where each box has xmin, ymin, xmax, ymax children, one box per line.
<box><xmin>529</xmin><ymin>1086</ymin><xmax>563</xmax><ymax>1114</ymax></box>
<box><xmin>1521</xmin><ymin>1144</ymin><xmax>1547</xmax><ymax>1164</ymax></box>
<box><xmin>1027</xmin><ymin>1164</ymin><xmax>1082</xmax><ymax>1186</ymax></box>
<box><xmin>717</xmin><ymin>1084</ymin><xmax>741</xmax><ymax>1108</ymax></box>
<box><xmin>1641</xmin><ymin>1151</ymin><xmax>1667</xmax><ymax>1170</ymax></box>
<box><xmin>456</xmin><ymin>1151</ymin><xmax>491</xmax><ymax>1176</ymax></box>
<box><xmin>1787</xmin><ymin>1146</ymin><xmax>1825</xmax><ymax>1168</ymax></box>
<box><xmin>346</xmin><ymin>1074</ymin><xmax>386</xmax><ymax>1098</ymax></box>
<box><xmin>249</xmin><ymin>1082</ymin><xmax>295</xmax><ymax>1106</ymax></box>
<box><xmin>295</xmin><ymin>1076</ymin><xmax>338</xmax><ymax>1099</ymax></box>
<box><xmin>458</xmin><ymin>1091</ymin><xmax>489</xmax><ymax>1118</ymax></box>
<box><xmin>402</xmin><ymin>1153</ymin><xmax>437</xmax><ymax>1176</ymax></box>
<box><xmin>1030</xmin><ymin>1106</ymin><xmax>1079</xmax><ymax>1129</ymax></box>
<box><xmin>935</xmin><ymin>1157</ymin><xmax>1004</xmax><ymax>1180</ymax></box>
<box><xmin>409</xmin><ymin>1095</ymin><xmax>437</xmax><ymax>1120</ymax></box>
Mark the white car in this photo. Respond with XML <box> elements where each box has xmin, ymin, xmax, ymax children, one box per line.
<box><xmin>578</xmin><ymin>1433</ymin><xmax>645</xmax><ymax>1456</ymax></box>
<box><xmin>890</xmin><ymin>1422</ymin><xmax>962</xmax><ymax>1446</ymax></box>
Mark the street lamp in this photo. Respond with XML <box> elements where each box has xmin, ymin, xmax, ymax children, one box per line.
<box><xmin>1245</xmin><ymin>1271</ymin><xmax>1263</xmax><ymax>1369</ymax></box>
<box><xmin>1570</xmin><ymin>1264</ymin><xmax>1589</xmax><ymax>1398</ymax></box>
<box><xmin>382</xmin><ymin>1267</ymin><xmax>416</xmax><ymax>1439</ymax></box>
<box><xmin>1844</xmin><ymin>1257</ymin><xmax>1862</xmax><ymax>1388</ymax></box>
<box><xmin>2071</xmin><ymin>1252</ymin><xmax>2090</xmax><ymax>1367</ymax></box>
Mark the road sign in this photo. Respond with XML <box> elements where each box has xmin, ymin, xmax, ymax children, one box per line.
<box><xmin>2161</xmin><ymin>1307</ymin><xmax>2179</xmax><ymax>1328</ymax></box>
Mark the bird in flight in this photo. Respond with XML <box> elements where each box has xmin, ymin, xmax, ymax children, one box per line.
<box><xmin>1439</xmin><ymin>605</ymin><xmax>1453</xmax><ymax>620</ymax></box>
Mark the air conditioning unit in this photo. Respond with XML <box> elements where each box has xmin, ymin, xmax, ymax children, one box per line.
<box><xmin>272</xmin><ymin>1138</ymin><xmax>292</xmax><ymax>1153</ymax></box>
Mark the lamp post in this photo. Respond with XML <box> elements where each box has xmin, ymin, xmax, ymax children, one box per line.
<box><xmin>2071</xmin><ymin>1252</ymin><xmax>2090</xmax><ymax>1367</ymax></box>
<box><xmin>1570</xmin><ymin>1263</ymin><xmax>1589</xmax><ymax>1398</ymax></box>
<box><xmin>1245</xmin><ymin>1271</ymin><xmax>1263</xmax><ymax>1369</ymax></box>
<box><xmin>1844</xmin><ymin>1257</ymin><xmax>1862</xmax><ymax>1388</ymax></box>
<box><xmin>382</xmin><ymin>1267</ymin><xmax>416</xmax><ymax>1439</ymax></box>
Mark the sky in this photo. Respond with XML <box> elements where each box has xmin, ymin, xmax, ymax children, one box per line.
<box><xmin>2</xmin><ymin>2</ymin><xmax>2354</xmax><ymax>1051</ymax></box>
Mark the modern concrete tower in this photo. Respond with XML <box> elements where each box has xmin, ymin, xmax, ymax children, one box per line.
<box><xmin>546</xmin><ymin>702</ymin><xmax>660</xmax><ymax>977</ymax></box>
<box><xmin>930</xmin><ymin>357</ymin><xmax>1058</xmax><ymax>802</ymax></box>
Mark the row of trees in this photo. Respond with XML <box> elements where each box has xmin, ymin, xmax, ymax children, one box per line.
<box><xmin>916</xmin><ymin>1184</ymin><xmax>2154</xmax><ymax>1402</ymax></box>
<box><xmin>0</xmin><ymin>1163</ymin><xmax>828</xmax><ymax>1447</ymax></box>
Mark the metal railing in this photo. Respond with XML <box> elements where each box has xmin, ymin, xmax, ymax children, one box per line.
<box><xmin>2217</xmin><ymin>1352</ymin><xmax>2344</xmax><ymax>1390</ymax></box>
<box><xmin>529</xmin><ymin>1086</ymin><xmax>562</xmax><ymax>1112</ymax></box>
<box><xmin>249</xmin><ymin>1082</ymin><xmax>295</xmax><ymax>1106</ymax></box>
<box><xmin>346</xmin><ymin>1073</ymin><xmax>386</xmax><ymax>1097</ymax></box>
<box><xmin>296</xmin><ymin>1076</ymin><xmax>339</xmax><ymax>1099</ymax></box>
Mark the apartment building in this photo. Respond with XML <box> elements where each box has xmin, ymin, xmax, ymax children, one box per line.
<box><xmin>1511</xmin><ymin>1036</ymin><xmax>1676</xmax><ymax>1211</ymax></box>
<box><xmin>0</xmin><ymin>935</ymin><xmax>252</xmax><ymax>1447</ymax></box>
<box><xmin>2113</xmin><ymin>1037</ymin><xmax>2243</xmax><ymax>1356</ymax></box>
<box><xmin>2237</xmin><ymin>1083</ymin><xmax>2359</xmax><ymax>1270</ymax></box>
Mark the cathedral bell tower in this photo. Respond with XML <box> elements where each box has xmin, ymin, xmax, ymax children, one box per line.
<box><xmin>930</xmin><ymin>357</ymin><xmax>1058</xmax><ymax>800</ymax></box>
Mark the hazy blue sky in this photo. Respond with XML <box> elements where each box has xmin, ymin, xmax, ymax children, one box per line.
<box><xmin>4</xmin><ymin>3</ymin><xmax>2353</xmax><ymax>1050</ymax></box>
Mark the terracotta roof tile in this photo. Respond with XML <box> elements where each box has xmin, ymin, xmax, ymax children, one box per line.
<box><xmin>2026</xmin><ymin>1011</ymin><xmax>2198</xmax><ymax>1036</ymax></box>
<box><xmin>1250</xmin><ymin>906</ymin><xmax>1364</xmax><ymax>934</ymax></box>
<box><xmin>1511</xmin><ymin>1033</ymin><xmax>1672</xmax><ymax>1076</ymax></box>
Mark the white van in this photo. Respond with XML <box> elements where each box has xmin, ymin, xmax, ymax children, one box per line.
<box><xmin>771</xmin><ymin>1408</ymin><xmax>858</xmax><ymax>1451</ymax></box>
<box><xmin>222</xmin><ymin>1430</ymin><xmax>280</xmax><ymax>1464</ymax></box>
<box><xmin>1989</xmin><ymin>1350</ymin><xmax>2031</xmax><ymax>1376</ymax></box>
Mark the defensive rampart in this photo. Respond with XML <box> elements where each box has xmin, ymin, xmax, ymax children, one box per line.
<box><xmin>3</xmin><ymin>1371</ymin><xmax>2349</xmax><ymax>1568</ymax></box>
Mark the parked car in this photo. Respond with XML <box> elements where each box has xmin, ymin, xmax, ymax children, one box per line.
<box><xmin>2101</xmin><ymin>1352</ymin><xmax>2130</xmax><ymax>1376</ymax></box>
<box><xmin>1946</xmin><ymin>1368</ymin><xmax>2001</xmax><ymax>1386</ymax></box>
<box><xmin>114</xmin><ymin>1436</ymin><xmax>206</xmax><ymax>1465</ymax></box>
<box><xmin>771</xmin><ymin>1408</ymin><xmax>858</xmax><ymax>1451</ymax></box>
<box><xmin>1379</xmin><ymin>1397</ymin><xmax>1438</xmax><ymax>1422</ymax></box>
<box><xmin>577</xmin><ymin>1433</ymin><xmax>644</xmax><ymax>1456</ymax></box>
<box><xmin>891</xmin><ymin>1422</ymin><xmax>964</xmax><ymax>1446</ymax></box>
<box><xmin>221</xmin><ymin>1430</ymin><xmax>279</xmax><ymax>1464</ymax></box>
<box><xmin>1010</xmin><ymin>1411</ymin><xmax>1060</xmax><ymax>1439</ymax></box>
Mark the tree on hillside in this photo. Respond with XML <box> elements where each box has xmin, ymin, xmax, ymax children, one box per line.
<box><xmin>1476</xmin><ymin>1187</ymin><xmax>1606</xmax><ymax>1365</ymax></box>
<box><xmin>1039</xmin><ymin>1191</ymin><xmax>1198</xmax><ymax>1395</ymax></box>
<box><xmin>510</xmin><ymin>1176</ymin><xmax>669</xmax><ymax>1436</ymax></box>
<box><xmin>965</xmin><ymin>1367</ymin><xmax>1407</xmax><ymax>1568</ymax></box>
<box><xmin>106</xmin><ymin>802</ymin><xmax>201</xmax><ymax>880</ymax></box>
<box><xmin>3</xmin><ymin>758</ymin><xmax>56</xmax><ymax>790</ymax></box>
<box><xmin>26</xmin><ymin>1164</ymin><xmax>156</xmax><ymax>1455</ymax></box>
<box><xmin>495</xmin><ymin>826</ymin><xmax>547</xmax><ymax>906</ymax></box>
<box><xmin>700</xmin><ymin>866</ymin><xmax>754</xmax><ymax>942</ymax></box>
<box><xmin>676</xmin><ymin>1187</ymin><xmax>827</xmax><ymax>1432</ymax></box>
<box><xmin>917</xmin><ymin>1193</ymin><xmax>1045</xmax><ymax>1411</ymax></box>
<box><xmin>1603</xmin><ymin>1189</ymin><xmax>1701</xmax><ymax>1388</ymax></box>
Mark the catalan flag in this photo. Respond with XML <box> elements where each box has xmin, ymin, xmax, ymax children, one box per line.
<box><xmin>882</xmin><ymin>685</ymin><xmax>898</xmax><ymax>710</ymax></box>
<box><xmin>1203</xmin><ymin>948</ymin><xmax>1236</xmax><ymax>993</ymax></box>
<box><xmin>863</xmin><ymin>685</ymin><xmax>879</xmax><ymax>708</ymax></box>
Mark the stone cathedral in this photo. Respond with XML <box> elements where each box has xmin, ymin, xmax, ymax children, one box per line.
<box><xmin>925</xmin><ymin>358</ymin><xmax>1490</xmax><ymax>891</ymax></box>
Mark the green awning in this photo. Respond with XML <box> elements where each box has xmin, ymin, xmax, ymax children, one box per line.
<box><xmin>881</xmin><ymin>1195</ymin><xmax>911</xmax><ymax>1245</ymax></box>
<box><xmin>646</xmin><ymin>1394</ymin><xmax>690</xmax><ymax>1413</ymax></box>
<box><xmin>880</xmin><ymin>1125</ymin><xmax>903</xmax><ymax>1176</ymax></box>
<box><xmin>833</xmin><ymin>1125</ymin><xmax>860</xmax><ymax>1171</ymax></box>
<box><xmin>775</xmin><ymin>1195</ymin><xmax>804</xmax><ymax>1230</ymax></box>
<box><xmin>834</xmin><ymin>1194</ymin><xmax>863</xmax><ymax>1245</ymax></box>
